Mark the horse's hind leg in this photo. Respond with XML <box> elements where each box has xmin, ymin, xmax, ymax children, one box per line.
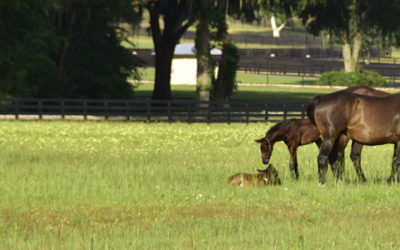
<box><xmin>318</xmin><ymin>138</ymin><xmax>335</xmax><ymax>186</ymax></box>
<box><xmin>388</xmin><ymin>143</ymin><xmax>400</xmax><ymax>184</ymax></box>
<box><xmin>288</xmin><ymin>145</ymin><xmax>299</xmax><ymax>180</ymax></box>
<box><xmin>328</xmin><ymin>135</ymin><xmax>347</xmax><ymax>182</ymax></box>
<box><xmin>350</xmin><ymin>141</ymin><xmax>367</xmax><ymax>182</ymax></box>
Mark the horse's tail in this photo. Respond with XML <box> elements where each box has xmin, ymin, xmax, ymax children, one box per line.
<box><xmin>306</xmin><ymin>95</ymin><xmax>322</xmax><ymax>125</ymax></box>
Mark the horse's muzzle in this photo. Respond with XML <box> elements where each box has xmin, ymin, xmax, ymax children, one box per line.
<box><xmin>262</xmin><ymin>158</ymin><xmax>270</xmax><ymax>165</ymax></box>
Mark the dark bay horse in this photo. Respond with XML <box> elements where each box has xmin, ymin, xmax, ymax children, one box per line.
<box><xmin>256</xmin><ymin>119</ymin><xmax>320</xmax><ymax>180</ymax></box>
<box><xmin>257</xmin><ymin>86</ymin><xmax>389</xmax><ymax>181</ymax></box>
<box><xmin>307</xmin><ymin>90</ymin><xmax>400</xmax><ymax>185</ymax></box>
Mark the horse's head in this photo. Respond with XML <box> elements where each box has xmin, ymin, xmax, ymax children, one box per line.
<box><xmin>255</xmin><ymin>137</ymin><xmax>273</xmax><ymax>164</ymax></box>
<box><xmin>257</xmin><ymin>164</ymin><xmax>281</xmax><ymax>185</ymax></box>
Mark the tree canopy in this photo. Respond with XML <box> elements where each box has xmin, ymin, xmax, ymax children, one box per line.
<box><xmin>300</xmin><ymin>0</ymin><xmax>400</xmax><ymax>72</ymax></box>
<box><xmin>0</xmin><ymin>0</ymin><xmax>142</xmax><ymax>99</ymax></box>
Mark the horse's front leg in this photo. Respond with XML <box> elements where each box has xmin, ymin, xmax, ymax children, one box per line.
<box><xmin>350</xmin><ymin>141</ymin><xmax>367</xmax><ymax>182</ymax></box>
<box><xmin>288</xmin><ymin>144</ymin><xmax>299</xmax><ymax>180</ymax></box>
<box><xmin>388</xmin><ymin>143</ymin><xmax>400</xmax><ymax>184</ymax></box>
<box><xmin>318</xmin><ymin>138</ymin><xmax>335</xmax><ymax>186</ymax></box>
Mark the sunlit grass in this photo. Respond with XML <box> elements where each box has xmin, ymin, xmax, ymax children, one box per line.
<box><xmin>133</xmin><ymin>78</ymin><xmax>344</xmax><ymax>102</ymax></box>
<box><xmin>0</xmin><ymin>121</ymin><xmax>400</xmax><ymax>248</ymax></box>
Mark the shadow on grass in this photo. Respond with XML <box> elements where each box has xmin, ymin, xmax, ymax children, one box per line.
<box><xmin>230</xmin><ymin>90</ymin><xmax>321</xmax><ymax>102</ymax></box>
<box><xmin>133</xmin><ymin>83</ymin><xmax>333</xmax><ymax>102</ymax></box>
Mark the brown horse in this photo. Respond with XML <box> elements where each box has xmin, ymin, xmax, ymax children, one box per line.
<box><xmin>226</xmin><ymin>164</ymin><xmax>281</xmax><ymax>186</ymax></box>
<box><xmin>256</xmin><ymin>119</ymin><xmax>321</xmax><ymax>180</ymax></box>
<box><xmin>307</xmin><ymin>90</ymin><xmax>400</xmax><ymax>185</ymax></box>
<box><xmin>257</xmin><ymin>86</ymin><xmax>389</xmax><ymax>181</ymax></box>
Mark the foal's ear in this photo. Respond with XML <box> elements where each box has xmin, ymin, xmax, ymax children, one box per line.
<box><xmin>255</xmin><ymin>138</ymin><xmax>265</xmax><ymax>143</ymax></box>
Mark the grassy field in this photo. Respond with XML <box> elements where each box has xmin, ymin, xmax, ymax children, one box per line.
<box><xmin>133</xmin><ymin>82</ymin><xmax>339</xmax><ymax>102</ymax></box>
<box><xmin>137</xmin><ymin>67</ymin><xmax>318</xmax><ymax>85</ymax></box>
<box><xmin>1</xmin><ymin>121</ymin><xmax>400</xmax><ymax>249</ymax></box>
<box><xmin>134</xmin><ymin>82</ymin><xmax>400</xmax><ymax>102</ymax></box>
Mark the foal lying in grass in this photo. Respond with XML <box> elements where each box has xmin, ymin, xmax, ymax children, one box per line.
<box><xmin>226</xmin><ymin>164</ymin><xmax>281</xmax><ymax>187</ymax></box>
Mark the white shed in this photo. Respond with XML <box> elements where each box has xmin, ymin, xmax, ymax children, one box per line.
<box><xmin>171</xmin><ymin>43</ymin><xmax>222</xmax><ymax>85</ymax></box>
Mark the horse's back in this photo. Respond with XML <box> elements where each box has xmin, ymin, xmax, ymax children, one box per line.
<box><xmin>344</xmin><ymin>86</ymin><xmax>389</xmax><ymax>97</ymax></box>
<box><xmin>313</xmin><ymin>91</ymin><xmax>400</xmax><ymax>144</ymax></box>
<box><xmin>347</xmin><ymin>93</ymin><xmax>400</xmax><ymax>144</ymax></box>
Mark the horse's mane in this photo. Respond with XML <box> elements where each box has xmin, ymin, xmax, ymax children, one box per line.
<box><xmin>266</xmin><ymin>119</ymin><xmax>294</xmax><ymax>139</ymax></box>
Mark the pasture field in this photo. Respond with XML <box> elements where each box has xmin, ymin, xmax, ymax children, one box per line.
<box><xmin>0</xmin><ymin>121</ymin><xmax>400</xmax><ymax>249</ymax></box>
<box><xmin>133</xmin><ymin>82</ymin><xmax>344</xmax><ymax>102</ymax></box>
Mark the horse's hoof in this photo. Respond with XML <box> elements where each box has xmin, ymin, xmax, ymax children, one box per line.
<box><xmin>318</xmin><ymin>183</ymin><xmax>326</xmax><ymax>188</ymax></box>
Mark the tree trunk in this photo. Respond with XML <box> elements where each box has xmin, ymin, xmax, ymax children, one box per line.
<box><xmin>147</xmin><ymin>1</ymin><xmax>194</xmax><ymax>100</ymax></box>
<box><xmin>270</xmin><ymin>15</ymin><xmax>285</xmax><ymax>38</ymax></box>
<box><xmin>342</xmin><ymin>41</ymin><xmax>354</xmax><ymax>73</ymax></box>
<box><xmin>340</xmin><ymin>30</ymin><xmax>362</xmax><ymax>73</ymax></box>
<box><xmin>195</xmin><ymin>1</ymin><xmax>211</xmax><ymax>102</ymax></box>
<box><xmin>152</xmin><ymin>44</ymin><xmax>174</xmax><ymax>99</ymax></box>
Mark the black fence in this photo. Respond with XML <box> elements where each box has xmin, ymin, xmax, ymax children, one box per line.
<box><xmin>0</xmin><ymin>98</ymin><xmax>308</xmax><ymax>123</ymax></box>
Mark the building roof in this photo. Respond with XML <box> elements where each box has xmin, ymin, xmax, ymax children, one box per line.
<box><xmin>174</xmin><ymin>43</ymin><xmax>222</xmax><ymax>56</ymax></box>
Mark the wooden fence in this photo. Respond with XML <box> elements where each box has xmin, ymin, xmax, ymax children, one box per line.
<box><xmin>0</xmin><ymin>98</ymin><xmax>308</xmax><ymax>123</ymax></box>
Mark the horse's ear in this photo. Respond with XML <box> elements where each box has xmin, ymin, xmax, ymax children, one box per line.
<box><xmin>258</xmin><ymin>164</ymin><xmax>272</xmax><ymax>173</ymax></box>
<box><xmin>255</xmin><ymin>138</ymin><xmax>265</xmax><ymax>143</ymax></box>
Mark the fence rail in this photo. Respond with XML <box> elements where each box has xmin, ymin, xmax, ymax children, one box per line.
<box><xmin>0</xmin><ymin>98</ymin><xmax>308</xmax><ymax>123</ymax></box>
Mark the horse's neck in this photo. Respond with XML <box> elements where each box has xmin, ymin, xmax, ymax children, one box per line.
<box><xmin>267</xmin><ymin>129</ymin><xmax>284</xmax><ymax>143</ymax></box>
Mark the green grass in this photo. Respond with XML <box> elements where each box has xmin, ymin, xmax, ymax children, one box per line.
<box><xmin>1</xmin><ymin>121</ymin><xmax>400</xmax><ymax>248</ymax></box>
<box><xmin>138</xmin><ymin>67</ymin><xmax>318</xmax><ymax>85</ymax></box>
<box><xmin>133</xmin><ymin>82</ymin><xmax>348</xmax><ymax>102</ymax></box>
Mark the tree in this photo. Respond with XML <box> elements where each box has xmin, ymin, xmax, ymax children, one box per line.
<box><xmin>195</xmin><ymin>0</ymin><xmax>212</xmax><ymax>101</ymax></box>
<box><xmin>209</xmin><ymin>0</ymin><xmax>239</xmax><ymax>101</ymax></box>
<box><xmin>259</xmin><ymin>0</ymin><xmax>300</xmax><ymax>38</ymax></box>
<box><xmin>53</xmin><ymin>0</ymin><xmax>142</xmax><ymax>99</ymax></box>
<box><xmin>270</xmin><ymin>15</ymin><xmax>286</xmax><ymax>38</ymax></box>
<box><xmin>0</xmin><ymin>0</ymin><xmax>142</xmax><ymax>99</ymax></box>
<box><xmin>299</xmin><ymin>0</ymin><xmax>400</xmax><ymax>73</ymax></box>
<box><xmin>146</xmin><ymin>0</ymin><xmax>196</xmax><ymax>100</ymax></box>
<box><xmin>0</xmin><ymin>0</ymin><xmax>59</xmax><ymax>97</ymax></box>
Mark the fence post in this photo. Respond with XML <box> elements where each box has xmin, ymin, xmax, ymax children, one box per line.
<box><xmin>38</xmin><ymin>100</ymin><xmax>43</xmax><ymax>120</ymax></box>
<box><xmin>246</xmin><ymin>103</ymin><xmax>249</xmax><ymax>123</ymax></box>
<box><xmin>83</xmin><ymin>101</ymin><xmax>88</xmax><ymax>120</ymax></box>
<box><xmin>147</xmin><ymin>101</ymin><xmax>151</xmax><ymax>122</ymax></box>
<box><xmin>264</xmin><ymin>104</ymin><xmax>268</xmax><ymax>122</ymax></box>
<box><xmin>126</xmin><ymin>101</ymin><xmax>130</xmax><ymax>121</ymax></box>
<box><xmin>227</xmin><ymin>103</ymin><xmax>231</xmax><ymax>124</ymax></box>
<box><xmin>207</xmin><ymin>102</ymin><xmax>211</xmax><ymax>123</ymax></box>
<box><xmin>14</xmin><ymin>99</ymin><xmax>19</xmax><ymax>120</ymax></box>
<box><xmin>283</xmin><ymin>104</ymin><xmax>287</xmax><ymax>120</ymax></box>
<box><xmin>105</xmin><ymin>101</ymin><xmax>109</xmax><ymax>120</ymax></box>
<box><xmin>168</xmin><ymin>101</ymin><xmax>172</xmax><ymax>122</ymax></box>
<box><xmin>301</xmin><ymin>103</ymin><xmax>305</xmax><ymax>119</ymax></box>
<box><xmin>188</xmin><ymin>102</ymin><xmax>193</xmax><ymax>123</ymax></box>
<box><xmin>61</xmin><ymin>100</ymin><xmax>65</xmax><ymax>119</ymax></box>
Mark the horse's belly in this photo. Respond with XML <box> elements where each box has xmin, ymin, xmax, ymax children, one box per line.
<box><xmin>347</xmin><ymin>127</ymin><xmax>395</xmax><ymax>145</ymax></box>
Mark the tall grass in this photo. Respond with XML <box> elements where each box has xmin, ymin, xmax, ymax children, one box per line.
<box><xmin>0</xmin><ymin>121</ymin><xmax>399</xmax><ymax>249</ymax></box>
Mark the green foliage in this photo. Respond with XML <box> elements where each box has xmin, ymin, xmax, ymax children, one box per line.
<box><xmin>318</xmin><ymin>69</ymin><xmax>387</xmax><ymax>87</ymax></box>
<box><xmin>0</xmin><ymin>0</ymin><xmax>61</xmax><ymax>97</ymax></box>
<box><xmin>0</xmin><ymin>0</ymin><xmax>142</xmax><ymax>99</ymax></box>
<box><xmin>55</xmin><ymin>1</ymin><xmax>142</xmax><ymax>99</ymax></box>
<box><xmin>211</xmin><ymin>40</ymin><xmax>240</xmax><ymax>100</ymax></box>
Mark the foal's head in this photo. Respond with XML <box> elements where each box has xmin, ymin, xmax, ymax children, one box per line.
<box><xmin>255</xmin><ymin>137</ymin><xmax>273</xmax><ymax>164</ymax></box>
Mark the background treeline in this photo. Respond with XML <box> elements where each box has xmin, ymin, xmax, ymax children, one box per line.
<box><xmin>0</xmin><ymin>0</ymin><xmax>142</xmax><ymax>99</ymax></box>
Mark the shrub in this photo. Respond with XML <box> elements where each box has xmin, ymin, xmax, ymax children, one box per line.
<box><xmin>318</xmin><ymin>69</ymin><xmax>387</xmax><ymax>87</ymax></box>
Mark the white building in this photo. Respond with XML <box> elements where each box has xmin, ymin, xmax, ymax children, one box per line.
<box><xmin>171</xmin><ymin>43</ymin><xmax>222</xmax><ymax>85</ymax></box>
